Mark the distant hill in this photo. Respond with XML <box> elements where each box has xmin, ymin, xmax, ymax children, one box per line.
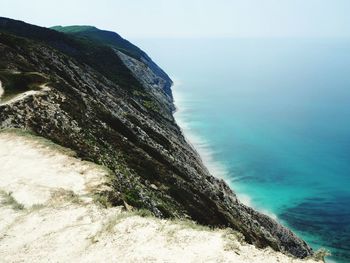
<box><xmin>51</xmin><ymin>25</ymin><xmax>144</xmax><ymax>59</ymax></box>
<box><xmin>51</xmin><ymin>25</ymin><xmax>173</xmax><ymax>96</ymax></box>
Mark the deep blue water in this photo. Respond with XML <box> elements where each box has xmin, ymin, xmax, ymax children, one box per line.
<box><xmin>135</xmin><ymin>38</ymin><xmax>350</xmax><ymax>262</ymax></box>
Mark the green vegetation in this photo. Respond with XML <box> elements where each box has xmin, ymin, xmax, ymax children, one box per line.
<box><xmin>50</xmin><ymin>25</ymin><xmax>97</xmax><ymax>33</ymax></box>
<box><xmin>312</xmin><ymin>248</ymin><xmax>331</xmax><ymax>261</ymax></box>
<box><xmin>0</xmin><ymin>18</ymin><xmax>144</xmax><ymax>94</ymax></box>
<box><xmin>51</xmin><ymin>25</ymin><xmax>145</xmax><ymax>60</ymax></box>
<box><xmin>143</xmin><ymin>100</ymin><xmax>160</xmax><ymax>112</ymax></box>
<box><xmin>93</xmin><ymin>192</ymin><xmax>112</xmax><ymax>208</ymax></box>
<box><xmin>30</xmin><ymin>204</ymin><xmax>46</xmax><ymax>211</ymax></box>
<box><xmin>123</xmin><ymin>188</ymin><xmax>144</xmax><ymax>207</ymax></box>
<box><xmin>133</xmin><ymin>208</ymin><xmax>154</xmax><ymax>217</ymax></box>
<box><xmin>132</xmin><ymin>90</ymin><xmax>146</xmax><ymax>97</ymax></box>
<box><xmin>50</xmin><ymin>24</ymin><xmax>172</xmax><ymax>95</ymax></box>
<box><xmin>223</xmin><ymin>229</ymin><xmax>245</xmax><ymax>251</ymax></box>
<box><xmin>50</xmin><ymin>189</ymin><xmax>82</xmax><ymax>204</ymax></box>
<box><xmin>171</xmin><ymin>218</ymin><xmax>212</xmax><ymax>232</ymax></box>
<box><xmin>0</xmin><ymin>71</ymin><xmax>47</xmax><ymax>101</ymax></box>
<box><xmin>0</xmin><ymin>190</ymin><xmax>25</xmax><ymax>210</ymax></box>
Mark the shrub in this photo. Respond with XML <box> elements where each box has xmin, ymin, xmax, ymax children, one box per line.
<box><xmin>0</xmin><ymin>190</ymin><xmax>25</xmax><ymax>210</ymax></box>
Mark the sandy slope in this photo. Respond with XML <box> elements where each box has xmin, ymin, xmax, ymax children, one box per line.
<box><xmin>0</xmin><ymin>131</ymin><xmax>319</xmax><ymax>263</ymax></box>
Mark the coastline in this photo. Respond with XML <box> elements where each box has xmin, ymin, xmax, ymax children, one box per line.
<box><xmin>172</xmin><ymin>83</ymin><xmax>228</xmax><ymax>183</ymax></box>
<box><xmin>172</xmin><ymin>80</ymin><xmax>229</xmax><ymax>180</ymax></box>
<box><xmin>170</xmin><ymin>80</ymin><xmax>341</xmax><ymax>261</ymax></box>
<box><xmin>172</xmin><ymin>80</ymin><xmax>279</xmax><ymax>221</ymax></box>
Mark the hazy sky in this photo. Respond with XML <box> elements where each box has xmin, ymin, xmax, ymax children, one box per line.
<box><xmin>2</xmin><ymin>0</ymin><xmax>350</xmax><ymax>38</ymax></box>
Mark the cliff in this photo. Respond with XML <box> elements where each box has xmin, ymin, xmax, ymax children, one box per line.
<box><xmin>0</xmin><ymin>17</ymin><xmax>313</xmax><ymax>259</ymax></box>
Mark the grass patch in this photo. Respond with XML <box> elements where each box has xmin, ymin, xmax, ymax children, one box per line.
<box><xmin>122</xmin><ymin>188</ymin><xmax>144</xmax><ymax>208</ymax></box>
<box><xmin>30</xmin><ymin>204</ymin><xmax>46</xmax><ymax>211</ymax></box>
<box><xmin>223</xmin><ymin>229</ymin><xmax>245</xmax><ymax>244</ymax></box>
<box><xmin>93</xmin><ymin>192</ymin><xmax>112</xmax><ymax>208</ymax></box>
<box><xmin>170</xmin><ymin>217</ymin><xmax>212</xmax><ymax>232</ymax></box>
<box><xmin>312</xmin><ymin>248</ymin><xmax>331</xmax><ymax>262</ymax></box>
<box><xmin>50</xmin><ymin>189</ymin><xmax>82</xmax><ymax>204</ymax></box>
<box><xmin>0</xmin><ymin>190</ymin><xmax>25</xmax><ymax>210</ymax></box>
<box><xmin>102</xmin><ymin>215</ymin><xmax>120</xmax><ymax>233</ymax></box>
<box><xmin>142</xmin><ymin>100</ymin><xmax>160</xmax><ymax>112</ymax></box>
<box><xmin>223</xmin><ymin>229</ymin><xmax>245</xmax><ymax>252</ymax></box>
<box><xmin>133</xmin><ymin>208</ymin><xmax>154</xmax><ymax>217</ymax></box>
<box><xmin>90</xmin><ymin>213</ymin><xmax>124</xmax><ymax>243</ymax></box>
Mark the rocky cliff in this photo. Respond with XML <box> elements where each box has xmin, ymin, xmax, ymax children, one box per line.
<box><xmin>0</xmin><ymin>17</ymin><xmax>313</xmax><ymax>258</ymax></box>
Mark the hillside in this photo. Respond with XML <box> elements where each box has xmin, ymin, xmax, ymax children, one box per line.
<box><xmin>0</xmin><ymin>17</ymin><xmax>315</xmax><ymax>260</ymax></box>
<box><xmin>50</xmin><ymin>25</ymin><xmax>173</xmax><ymax>98</ymax></box>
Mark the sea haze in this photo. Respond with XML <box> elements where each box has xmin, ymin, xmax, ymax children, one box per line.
<box><xmin>135</xmin><ymin>38</ymin><xmax>350</xmax><ymax>263</ymax></box>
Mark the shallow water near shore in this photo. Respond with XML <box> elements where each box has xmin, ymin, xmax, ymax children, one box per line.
<box><xmin>135</xmin><ymin>38</ymin><xmax>350</xmax><ymax>262</ymax></box>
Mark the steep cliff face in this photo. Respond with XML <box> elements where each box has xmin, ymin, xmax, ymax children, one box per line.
<box><xmin>0</xmin><ymin>17</ymin><xmax>312</xmax><ymax>258</ymax></box>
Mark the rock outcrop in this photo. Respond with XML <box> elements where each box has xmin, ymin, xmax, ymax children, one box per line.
<box><xmin>0</xmin><ymin>17</ymin><xmax>313</xmax><ymax>258</ymax></box>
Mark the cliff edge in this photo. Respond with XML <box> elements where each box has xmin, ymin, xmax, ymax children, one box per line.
<box><xmin>0</xmin><ymin>131</ymin><xmax>320</xmax><ymax>263</ymax></box>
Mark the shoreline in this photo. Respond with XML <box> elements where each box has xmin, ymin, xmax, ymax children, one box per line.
<box><xmin>171</xmin><ymin>80</ymin><xmax>278</xmax><ymax>221</ymax></box>
<box><xmin>170</xmin><ymin>80</ymin><xmax>340</xmax><ymax>261</ymax></box>
<box><xmin>172</xmin><ymin>81</ymin><xmax>229</xmax><ymax>180</ymax></box>
<box><xmin>170</xmin><ymin>82</ymin><xmax>340</xmax><ymax>262</ymax></box>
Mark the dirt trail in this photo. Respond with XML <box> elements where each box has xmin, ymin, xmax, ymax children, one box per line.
<box><xmin>0</xmin><ymin>83</ymin><xmax>50</xmax><ymax>106</ymax></box>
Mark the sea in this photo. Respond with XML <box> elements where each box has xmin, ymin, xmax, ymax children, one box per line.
<box><xmin>134</xmin><ymin>38</ymin><xmax>350</xmax><ymax>263</ymax></box>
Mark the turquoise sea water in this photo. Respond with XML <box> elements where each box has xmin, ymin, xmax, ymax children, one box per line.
<box><xmin>135</xmin><ymin>38</ymin><xmax>350</xmax><ymax>262</ymax></box>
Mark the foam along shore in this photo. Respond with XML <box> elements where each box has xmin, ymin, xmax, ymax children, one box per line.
<box><xmin>0</xmin><ymin>130</ymin><xmax>321</xmax><ymax>263</ymax></box>
<box><xmin>172</xmin><ymin>83</ymin><xmax>228</xmax><ymax>179</ymax></box>
<box><xmin>172</xmin><ymin>83</ymin><xmax>284</xmax><ymax>222</ymax></box>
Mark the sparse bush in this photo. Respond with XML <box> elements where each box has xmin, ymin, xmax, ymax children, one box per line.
<box><xmin>133</xmin><ymin>208</ymin><xmax>154</xmax><ymax>217</ymax></box>
<box><xmin>30</xmin><ymin>204</ymin><xmax>45</xmax><ymax>211</ymax></box>
<box><xmin>0</xmin><ymin>190</ymin><xmax>25</xmax><ymax>210</ymax></box>
<box><xmin>223</xmin><ymin>229</ymin><xmax>245</xmax><ymax>244</ymax></box>
<box><xmin>93</xmin><ymin>192</ymin><xmax>112</xmax><ymax>208</ymax></box>
<box><xmin>89</xmin><ymin>214</ymin><xmax>122</xmax><ymax>243</ymax></box>
<box><xmin>50</xmin><ymin>189</ymin><xmax>81</xmax><ymax>204</ymax></box>
<box><xmin>171</xmin><ymin>217</ymin><xmax>211</xmax><ymax>232</ymax></box>
<box><xmin>223</xmin><ymin>229</ymin><xmax>245</xmax><ymax>251</ymax></box>
<box><xmin>312</xmin><ymin>248</ymin><xmax>331</xmax><ymax>262</ymax></box>
<box><xmin>142</xmin><ymin>100</ymin><xmax>159</xmax><ymax>112</ymax></box>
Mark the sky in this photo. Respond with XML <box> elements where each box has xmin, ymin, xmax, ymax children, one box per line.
<box><xmin>1</xmin><ymin>0</ymin><xmax>350</xmax><ymax>38</ymax></box>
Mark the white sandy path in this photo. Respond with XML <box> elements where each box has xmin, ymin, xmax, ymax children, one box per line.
<box><xmin>0</xmin><ymin>80</ymin><xmax>3</xmax><ymax>98</ymax></box>
<box><xmin>0</xmin><ymin>132</ymin><xmax>320</xmax><ymax>263</ymax></box>
<box><xmin>0</xmin><ymin>83</ymin><xmax>50</xmax><ymax>106</ymax></box>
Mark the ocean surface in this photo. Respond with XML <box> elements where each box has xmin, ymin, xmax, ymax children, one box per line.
<box><xmin>134</xmin><ymin>38</ymin><xmax>350</xmax><ymax>263</ymax></box>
